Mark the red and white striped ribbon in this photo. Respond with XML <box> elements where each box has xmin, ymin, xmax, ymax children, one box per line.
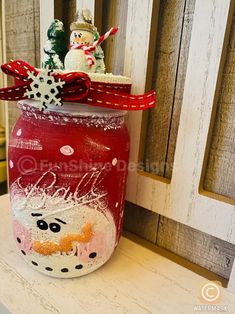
<box><xmin>92</xmin><ymin>27</ymin><xmax>119</xmax><ymax>48</ymax></box>
<box><xmin>84</xmin><ymin>50</ymin><xmax>95</xmax><ymax>66</ymax></box>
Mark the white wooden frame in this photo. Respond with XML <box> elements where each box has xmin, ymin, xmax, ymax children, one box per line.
<box><xmin>125</xmin><ymin>0</ymin><xmax>235</xmax><ymax>244</ymax></box>
<box><xmin>123</xmin><ymin>0</ymin><xmax>235</xmax><ymax>290</ymax></box>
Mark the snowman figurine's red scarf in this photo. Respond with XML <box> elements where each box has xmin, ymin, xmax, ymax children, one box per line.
<box><xmin>0</xmin><ymin>60</ymin><xmax>156</xmax><ymax>111</ymax></box>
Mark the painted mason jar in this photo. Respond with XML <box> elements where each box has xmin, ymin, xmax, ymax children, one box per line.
<box><xmin>8</xmin><ymin>100</ymin><xmax>130</xmax><ymax>278</ymax></box>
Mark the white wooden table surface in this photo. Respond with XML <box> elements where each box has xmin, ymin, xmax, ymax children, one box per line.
<box><xmin>0</xmin><ymin>194</ymin><xmax>235</xmax><ymax>314</ymax></box>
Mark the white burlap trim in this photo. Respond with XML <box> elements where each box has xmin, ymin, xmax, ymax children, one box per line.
<box><xmin>88</xmin><ymin>72</ymin><xmax>131</xmax><ymax>84</ymax></box>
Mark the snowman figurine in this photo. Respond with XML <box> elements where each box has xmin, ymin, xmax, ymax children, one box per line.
<box><xmin>64</xmin><ymin>9</ymin><xmax>97</xmax><ymax>72</ymax></box>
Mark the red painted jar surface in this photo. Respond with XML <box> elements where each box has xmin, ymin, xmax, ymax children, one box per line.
<box><xmin>8</xmin><ymin>100</ymin><xmax>130</xmax><ymax>278</ymax></box>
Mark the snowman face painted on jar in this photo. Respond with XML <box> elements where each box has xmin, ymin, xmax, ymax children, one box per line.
<box><xmin>70</xmin><ymin>30</ymin><xmax>94</xmax><ymax>46</ymax></box>
<box><xmin>10</xmin><ymin>169</ymin><xmax>116</xmax><ymax>278</ymax></box>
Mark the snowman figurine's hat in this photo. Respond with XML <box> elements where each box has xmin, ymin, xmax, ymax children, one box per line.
<box><xmin>70</xmin><ymin>8</ymin><xmax>97</xmax><ymax>34</ymax></box>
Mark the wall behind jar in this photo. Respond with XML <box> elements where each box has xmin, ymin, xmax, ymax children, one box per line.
<box><xmin>4</xmin><ymin>0</ymin><xmax>40</xmax><ymax>132</ymax></box>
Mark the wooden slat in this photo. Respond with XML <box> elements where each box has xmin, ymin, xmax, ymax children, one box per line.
<box><xmin>101</xmin><ymin>0</ymin><xmax>128</xmax><ymax>74</ymax></box>
<box><xmin>76</xmin><ymin>0</ymin><xmax>95</xmax><ymax>13</ymax></box>
<box><xmin>40</xmin><ymin>0</ymin><xmax>54</xmax><ymax>63</ymax></box>
<box><xmin>165</xmin><ymin>0</ymin><xmax>196</xmax><ymax>178</ymax></box>
<box><xmin>54</xmin><ymin>0</ymin><xmax>63</xmax><ymax>21</ymax></box>
<box><xmin>157</xmin><ymin>216</ymin><xmax>235</xmax><ymax>279</ymax></box>
<box><xmin>94</xmin><ymin>0</ymin><xmax>103</xmax><ymax>34</ymax></box>
<box><xmin>123</xmin><ymin>202</ymin><xmax>159</xmax><ymax>243</ymax></box>
<box><xmin>5</xmin><ymin>0</ymin><xmax>40</xmax><ymax>65</ymax></box>
<box><xmin>145</xmin><ymin>0</ymin><xmax>192</xmax><ymax>177</ymax></box>
<box><xmin>203</xmin><ymin>10</ymin><xmax>235</xmax><ymax>200</ymax></box>
<box><xmin>59</xmin><ymin>0</ymin><xmax>76</xmax><ymax>39</ymax></box>
<box><xmin>124</xmin><ymin>0</ymin><xmax>158</xmax><ymax>202</ymax></box>
<box><xmin>5</xmin><ymin>0</ymin><xmax>40</xmax><ymax>132</ymax></box>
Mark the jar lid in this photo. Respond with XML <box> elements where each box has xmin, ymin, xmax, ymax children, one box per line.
<box><xmin>19</xmin><ymin>100</ymin><xmax>127</xmax><ymax>118</ymax></box>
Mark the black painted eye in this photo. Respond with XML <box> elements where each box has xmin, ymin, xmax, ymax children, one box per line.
<box><xmin>49</xmin><ymin>223</ymin><xmax>61</xmax><ymax>233</ymax></box>
<box><xmin>89</xmin><ymin>252</ymin><xmax>97</xmax><ymax>259</ymax></box>
<box><xmin>74</xmin><ymin>33</ymin><xmax>77</xmax><ymax>38</ymax></box>
<box><xmin>78</xmin><ymin>33</ymin><xmax>82</xmax><ymax>38</ymax></box>
<box><xmin>37</xmin><ymin>219</ymin><xmax>48</xmax><ymax>230</ymax></box>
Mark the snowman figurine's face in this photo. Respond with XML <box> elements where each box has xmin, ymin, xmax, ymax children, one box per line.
<box><xmin>70</xmin><ymin>30</ymin><xmax>94</xmax><ymax>46</ymax></box>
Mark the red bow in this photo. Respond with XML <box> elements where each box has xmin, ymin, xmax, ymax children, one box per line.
<box><xmin>0</xmin><ymin>60</ymin><xmax>156</xmax><ymax>111</ymax></box>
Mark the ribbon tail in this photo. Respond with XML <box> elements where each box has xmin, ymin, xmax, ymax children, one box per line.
<box><xmin>1</xmin><ymin>60</ymin><xmax>38</xmax><ymax>80</ymax></box>
<box><xmin>85</xmin><ymin>89</ymin><xmax>156</xmax><ymax>110</ymax></box>
<box><xmin>0</xmin><ymin>81</ymin><xmax>31</xmax><ymax>101</ymax></box>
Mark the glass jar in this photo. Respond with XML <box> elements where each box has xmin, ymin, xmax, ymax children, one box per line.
<box><xmin>8</xmin><ymin>100</ymin><xmax>130</xmax><ymax>278</ymax></box>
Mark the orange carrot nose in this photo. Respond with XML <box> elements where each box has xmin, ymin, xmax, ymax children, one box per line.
<box><xmin>73</xmin><ymin>37</ymin><xmax>81</xmax><ymax>43</ymax></box>
<box><xmin>32</xmin><ymin>223</ymin><xmax>94</xmax><ymax>256</ymax></box>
